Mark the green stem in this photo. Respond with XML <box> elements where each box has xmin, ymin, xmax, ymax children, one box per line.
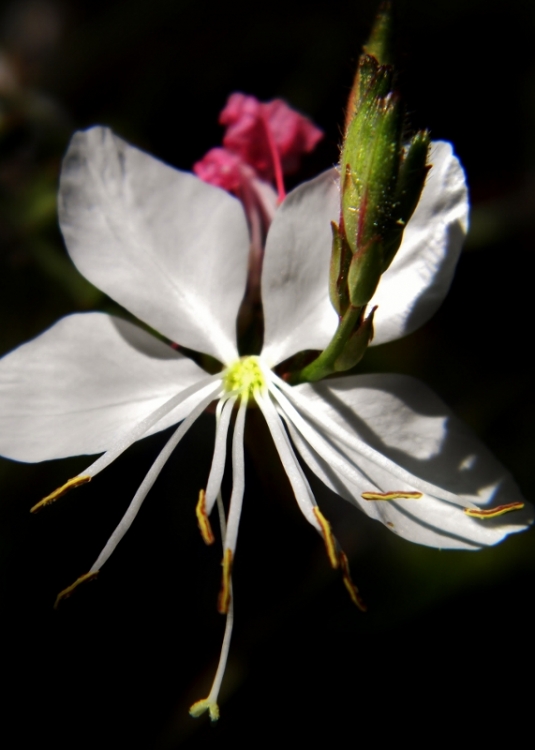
<box><xmin>289</xmin><ymin>305</ymin><xmax>361</xmax><ymax>384</ymax></box>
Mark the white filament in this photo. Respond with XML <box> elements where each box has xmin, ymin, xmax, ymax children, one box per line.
<box><xmin>272</xmin><ymin>373</ymin><xmax>465</xmax><ymax>506</ymax></box>
<box><xmin>82</xmin><ymin>374</ymin><xmax>223</xmax><ymax>479</ymax></box>
<box><xmin>203</xmin><ymin>491</ymin><xmax>234</xmax><ymax>710</ymax></box>
<box><xmin>204</xmin><ymin>395</ymin><xmax>237</xmax><ymax>515</ymax></box>
<box><xmin>90</xmin><ymin>386</ymin><xmax>222</xmax><ymax>572</ymax></box>
<box><xmin>255</xmin><ymin>387</ymin><xmax>320</xmax><ymax>532</ymax></box>
<box><xmin>270</xmin><ymin>383</ymin><xmax>379</xmax><ymax>493</ymax></box>
<box><xmin>224</xmin><ymin>397</ymin><xmax>248</xmax><ymax>554</ymax></box>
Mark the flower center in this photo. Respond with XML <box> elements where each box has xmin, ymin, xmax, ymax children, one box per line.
<box><xmin>223</xmin><ymin>356</ymin><xmax>266</xmax><ymax>399</ymax></box>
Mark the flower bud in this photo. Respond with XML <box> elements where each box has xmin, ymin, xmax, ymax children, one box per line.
<box><xmin>337</xmin><ymin>5</ymin><xmax>429</xmax><ymax>313</ymax></box>
<box><xmin>294</xmin><ymin>3</ymin><xmax>431</xmax><ymax>384</ymax></box>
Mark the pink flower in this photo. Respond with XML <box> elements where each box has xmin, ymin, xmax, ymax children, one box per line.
<box><xmin>194</xmin><ymin>92</ymin><xmax>323</xmax><ymax>202</ymax></box>
<box><xmin>193</xmin><ymin>94</ymin><xmax>323</xmax><ymax>323</ymax></box>
<box><xmin>220</xmin><ymin>92</ymin><xmax>323</xmax><ymax>186</ymax></box>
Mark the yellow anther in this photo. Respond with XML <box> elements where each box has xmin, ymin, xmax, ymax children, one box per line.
<box><xmin>31</xmin><ymin>475</ymin><xmax>91</xmax><ymax>513</ymax></box>
<box><xmin>313</xmin><ymin>507</ymin><xmax>339</xmax><ymax>569</ymax></box>
<box><xmin>361</xmin><ymin>491</ymin><xmax>423</xmax><ymax>501</ymax></box>
<box><xmin>464</xmin><ymin>501</ymin><xmax>525</xmax><ymax>519</ymax></box>
<box><xmin>189</xmin><ymin>698</ymin><xmax>220</xmax><ymax>722</ymax></box>
<box><xmin>54</xmin><ymin>570</ymin><xmax>99</xmax><ymax>609</ymax></box>
<box><xmin>217</xmin><ymin>548</ymin><xmax>233</xmax><ymax>614</ymax></box>
<box><xmin>196</xmin><ymin>490</ymin><xmax>215</xmax><ymax>545</ymax></box>
<box><xmin>339</xmin><ymin>551</ymin><xmax>367</xmax><ymax>612</ymax></box>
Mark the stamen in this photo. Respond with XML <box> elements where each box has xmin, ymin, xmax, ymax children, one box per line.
<box><xmin>271</xmin><ymin>373</ymin><xmax>464</xmax><ymax>507</ymax></box>
<box><xmin>83</xmin><ymin>375</ymin><xmax>223</xmax><ymax>480</ymax></box>
<box><xmin>190</xmin><ymin>492</ymin><xmax>235</xmax><ymax>722</ymax></box>
<box><xmin>255</xmin><ymin>389</ymin><xmax>320</xmax><ymax>532</ymax></box>
<box><xmin>54</xmin><ymin>571</ymin><xmax>99</xmax><ymax>609</ymax></box>
<box><xmin>362</xmin><ymin>491</ymin><xmax>423</xmax><ymax>501</ymax></box>
<box><xmin>269</xmin><ymin>384</ymin><xmax>375</xmax><ymax>492</ymax></box>
<box><xmin>204</xmin><ymin>395</ymin><xmax>237</xmax><ymax>515</ymax></box>
<box><xmin>196</xmin><ymin>489</ymin><xmax>215</xmax><ymax>545</ymax></box>
<box><xmin>313</xmin><ymin>507</ymin><xmax>367</xmax><ymax>611</ymax></box>
<box><xmin>339</xmin><ymin>551</ymin><xmax>367</xmax><ymax>612</ymax></box>
<box><xmin>189</xmin><ymin>698</ymin><xmax>220</xmax><ymax>722</ymax></box>
<box><xmin>313</xmin><ymin>507</ymin><xmax>339</xmax><ymax>569</ymax></box>
<box><xmin>219</xmin><ymin>395</ymin><xmax>247</xmax><ymax>548</ymax></box>
<box><xmin>216</xmin><ymin>396</ymin><xmax>248</xmax><ymax>614</ymax></box>
<box><xmin>89</xmin><ymin>386</ymin><xmax>222</xmax><ymax>574</ymax></box>
<box><xmin>31</xmin><ymin>475</ymin><xmax>91</xmax><ymax>513</ymax></box>
<box><xmin>217</xmin><ymin>548</ymin><xmax>233</xmax><ymax>615</ymax></box>
<box><xmin>464</xmin><ymin>502</ymin><xmax>524</xmax><ymax>519</ymax></box>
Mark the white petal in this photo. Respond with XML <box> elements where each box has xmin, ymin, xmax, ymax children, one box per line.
<box><xmin>370</xmin><ymin>141</ymin><xmax>469</xmax><ymax>346</ymax></box>
<box><xmin>289</xmin><ymin>373</ymin><xmax>531</xmax><ymax>548</ymax></box>
<box><xmin>273</xmin><ymin>371</ymin><xmax>461</xmax><ymax>505</ymax></box>
<box><xmin>0</xmin><ymin>313</ymin><xmax>212</xmax><ymax>462</ymax></box>
<box><xmin>260</xmin><ymin>169</ymin><xmax>339</xmax><ymax>366</ymax></box>
<box><xmin>59</xmin><ymin>127</ymin><xmax>250</xmax><ymax>363</ymax></box>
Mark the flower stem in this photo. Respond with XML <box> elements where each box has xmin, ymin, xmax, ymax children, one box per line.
<box><xmin>288</xmin><ymin>304</ymin><xmax>362</xmax><ymax>384</ymax></box>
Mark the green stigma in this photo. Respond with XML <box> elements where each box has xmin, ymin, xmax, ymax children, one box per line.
<box><xmin>223</xmin><ymin>356</ymin><xmax>266</xmax><ymax>399</ymax></box>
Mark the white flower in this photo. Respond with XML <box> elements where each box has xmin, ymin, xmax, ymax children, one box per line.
<box><xmin>0</xmin><ymin>127</ymin><xmax>530</xmax><ymax>720</ymax></box>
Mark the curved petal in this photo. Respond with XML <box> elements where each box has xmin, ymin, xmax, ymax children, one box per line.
<box><xmin>261</xmin><ymin>169</ymin><xmax>339</xmax><ymax>366</ymax></box>
<box><xmin>370</xmin><ymin>141</ymin><xmax>469</xmax><ymax>346</ymax></box>
<box><xmin>0</xmin><ymin>313</ymin><xmax>211</xmax><ymax>462</ymax></box>
<box><xmin>59</xmin><ymin>127</ymin><xmax>250</xmax><ymax>364</ymax></box>
<box><xmin>288</xmin><ymin>373</ymin><xmax>531</xmax><ymax>549</ymax></box>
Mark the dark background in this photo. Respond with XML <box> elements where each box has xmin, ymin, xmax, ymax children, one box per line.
<box><xmin>0</xmin><ymin>0</ymin><xmax>534</xmax><ymax>747</ymax></box>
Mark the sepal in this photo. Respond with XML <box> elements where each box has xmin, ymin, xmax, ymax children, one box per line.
<box><xmin>329</xmin><ymin>221</ymin><xmax>352</xmax><ymax>316</ymax></box>
<box><xmin>347</xmin><ymin>238</ymin><xmax>384</xmax><ymax>308</ymax></box>
<box><xmin>382</xmin><ymin>130</ymin><xmax>431</xmax><ymax>270</ymax></box>
<box><xmin>333</xmin><ymin>307</ymin><xmax>376</xmax><ymax>372</ymax></box>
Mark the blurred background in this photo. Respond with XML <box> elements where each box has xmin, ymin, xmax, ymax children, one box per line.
<box><xmin>0</xmin><ymin>0</ymin><xmax>534</xmax><ymax>746</ymax></box>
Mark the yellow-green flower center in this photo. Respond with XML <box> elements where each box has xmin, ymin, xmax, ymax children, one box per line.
<box><xmin>223</xmin><ymin>356</ymin><xmax>266</xmax><ymax>399</ymax></box>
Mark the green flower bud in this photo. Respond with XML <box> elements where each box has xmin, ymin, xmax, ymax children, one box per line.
<box><xmin>292</xmin><ymin>3</ymin><xmax>430</xmax><ymax>385</ymax></box>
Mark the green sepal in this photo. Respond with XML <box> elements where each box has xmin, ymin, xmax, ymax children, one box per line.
<box><xmin>347</xmin><ymin>237</ymin><xmax>384</xmax><ymax>308</ymax></box>
<box><xmin>342</xmin><ymin>56</ymin><xmax>393</xmax><ymax>170</ymax></box>
<box><xmin>345</xmin><ymin>2</ymin><xmax>395</xmax><ymax>127</ymax></box>
<box><xmin>341</xmin><ymin>91</ymin><xmax>403</xmax><ymax>257</ymax></box>
<box><xmin>382</xmin><ymin>130</ymin><xmax>430</xmax><ymax>271</ymax></box>
<box><xmin>329</xmin><ymin>221</ymin><xmax>352</xmax><ymax>316</ymax></box>
<box><xmin>351</xmin><ymin>54</ymin><xmax>393</xmax><ymax>118</ymax></box>
<box><xmin>333</xmin><ymin>306</ymin><xmax>376</xmax><ymax>372</ymax></box>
